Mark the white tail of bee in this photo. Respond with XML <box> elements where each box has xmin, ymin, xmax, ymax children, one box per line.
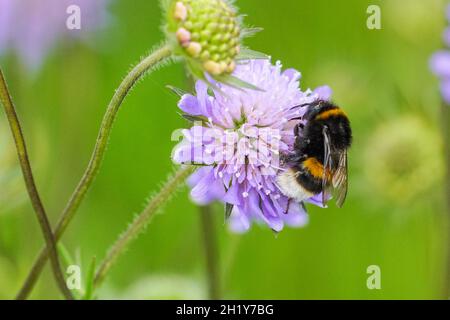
<box><xmin>276</xmin><ymin>169</ymin><xmax>313</xmax><ymax>203</ymax></box>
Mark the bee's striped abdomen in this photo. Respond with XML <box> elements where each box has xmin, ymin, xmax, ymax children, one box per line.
<box><xmin>315</xmin><ymin>107</ymin><xmax>347</xmax><ymax>121</ymax></box>
<box><xmin>291</xmin><ymin>157</ymin><xmax>326</xmax><ymax>194</ymax></box>
<box><xmin>302</xmin><ymin>157</ymin><xmax>324</xmax><ymax>179</ymax></box>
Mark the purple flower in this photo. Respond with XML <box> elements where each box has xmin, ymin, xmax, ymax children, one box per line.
<box><xmin>0</xmin><ymin>0</ymin><xmax>110</xmax><ymax>70</ymax></box>
<box><xmin>172</xmin><ymin>59</ymin><xmax>331</xmax><ymax>232</ymax></box>
<box><xmin>430</xmin><ymin>51</ymin><xmax>450</xmax><ymax>104</ymax></box>
<box><xmin>429</xmin><ymin>4</ymin><xmax>450</xmax><ymax>104</ymax></box>
<box><xmin>430</xmin><ymin>51</ymin><xmax>450</xmax><ymax>78</ymax></box>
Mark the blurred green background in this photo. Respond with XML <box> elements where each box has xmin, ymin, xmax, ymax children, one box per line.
<box><xmin>0</xmin><ymin>0</ymin><xmax>449</xmax><ymax>299</ymax></box>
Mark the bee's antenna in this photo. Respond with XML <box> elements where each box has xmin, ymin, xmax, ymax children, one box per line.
<box><xmin>289</xmin><ymin>99</ymin><xmax>325</xmax><ymax>110</ymax></box>
<box><xmin>289</xmin><ymin>99</ymin><xmax>324</xmax><ymax>111</ymax></box>
<box><xmin>289</xmin><ymin>102</ymin><xmax>312</xmax><ymax>110</ymax></box>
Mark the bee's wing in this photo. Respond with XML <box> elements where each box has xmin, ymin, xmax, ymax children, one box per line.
<box><xmin>332</xmin><ymin>150</ymin><xmax>348</xmax><ymax>208</ymax></box>
<box><xmin>322</xmin><ymin>126</ymin><xmax>349</xmax><ymax>208</ymax></box>
<box><xmin>322</xmin><ymin>126</ymin><xmax>333</xmax><ymax>207</ymax></box>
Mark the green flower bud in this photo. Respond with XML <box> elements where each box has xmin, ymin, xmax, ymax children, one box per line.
<box><xmin>164</xmin><ymin>0</ymin><xmax>267</xmax><ymax>89</ymax></box>
<box><xmin>167</xmin><ymin>0</ymin><xmax>240</xmax><ymax>76</ymax></box>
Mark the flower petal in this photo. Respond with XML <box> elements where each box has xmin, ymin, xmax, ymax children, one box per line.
<box><xmin>306</xmin><ymin>194</ymin><xmax>329</xmax><ymax>208</ymax></box>
<box><xmin>178</xmin><ymin>94</ymin><xmax>202</xmax><ymax>115</ymax></box>
<box><xmin>430</xmin><ymin>51</ymin><xmax>450</xmax><ymax>78</ymax></box>
<box><xmin>283</xmin><ymin>202</ymin><xmax>309</xmax><ymax>227</ymax></box>
<box><xmin>190</xmin><ymin>169</ymin><xmax>221</xmax><ymax>205</ymax></box>
<box><xmin>228</xmin><ymin>206</ymin><xmax>251</xmax><ymax>233</ymax></box>
<box><xmin>195</xmin><ymin>80</ymin><xmax>210</xmax><ymax>116</ymax></box>
<box><xmin>222</xmin><ymin>181</ymin><xmax>242</xmax><ymax>206</ymax></box>
<box><xmin>187</xmin><ymin>167</ymin><xmax>211</xmax><ymax>187</ymax></box>
<box><xmin>313</xmin><ymin>85</ymin><xmax>333</xmax><ymax>100</ymax></box>
<box><xmin>260</xmin><ymin>197</ymin><xmax>284</xmax><ymax>232</ymax></box>
<box><xmin>282</xmin><ymin>68</ymin><xmax>301</xmax><ymax>82</ymax></box>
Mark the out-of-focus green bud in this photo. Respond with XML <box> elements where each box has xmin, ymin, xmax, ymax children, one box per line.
<box><xmin>364</xmin><ymin>115</ymin><xmax>443</xmax><ymax>204</ymax></box>
<box><xmin>164</xmin><ymin>0</ymin><xmax>267</xmax><ymax>89</ymax></box>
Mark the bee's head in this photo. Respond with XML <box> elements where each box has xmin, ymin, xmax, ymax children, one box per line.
<box><xmin>289</xmin><ymin>100</ymin><xmax>337</xmax><ymax>121</ymax></box>
<box><xmin>303</xmin><ymin>100</ymin><xmax>331</xmax><ymax>120</ymax></box>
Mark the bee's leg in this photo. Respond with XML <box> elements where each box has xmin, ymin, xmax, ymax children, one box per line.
<box><xmin>294</xmin><ymin>124</ymin><xmax>305</xmax><ymax>148</ymax></box>
<box><xmin>301</xmin><ymin>201</ymin><xmax>308</xmax><ymax>213</ymax></box>
<box><xmin>294</xmin><ymin>136</ymin><xmax>301</xmax><ymax>148</ymax></box>
<box><xmin>285</xmin><ymin>198</ymin><xmax>292</xmax><ymax>214</ymax></box>
<box><xmin>282</xmin><ymin>152</ymin><xmax>307</xmax><ymax>165</ymax></box>
<box><xmin>290</xmin><ymin>116</ymin><xmax>303</xmax><ymax>122</ymax></box>
<box><xmin>294</xmin><ymin>122</ymin><xmax>304</xmax><ymax>137</ymax></box>
<box><xmin>280</xmin><ymin>153</ymin><xmax>289</xmax><ymax>165</ymax></box>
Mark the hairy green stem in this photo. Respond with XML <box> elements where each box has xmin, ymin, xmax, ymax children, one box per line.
<box><xmin>16</xmin><ymin>44</ymin><xmax>173</xmax><ymax>299</ymax></box>
<box><xmin>199</xmin><ymin>205</ymin><xmax>221</xmax><ymax>300</ymax></box>
<box><xmin>94</xmin><ymin>166</ymin><xmax>195</xmax><ymax>287</ymax></box>
<box><xmin>0</xmin><ymin>69</ymin><xmax>74</xmax><ymax>300</ymax></box>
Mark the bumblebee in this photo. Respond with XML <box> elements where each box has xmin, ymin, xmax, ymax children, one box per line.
<box><xmin>277</xmin><ymin>100</ymin><xmax>352</xmax><ymax>208</ymax></box>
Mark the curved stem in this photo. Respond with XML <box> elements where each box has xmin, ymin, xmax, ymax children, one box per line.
<box><xmin>16</xmin><ymin>44</ymin><xmax>173</xmax><ymax>300</ymax></box>
<box><xmin>199</xmin><ymin>205</ymin><xmax>221</xmax><ymax>300</ymax></box>
<box><xmin>0</xmin><ymin>69</ymin><xmax>74</xmax><ymax>300</ymax></box>
<box><xmin>94</xmin><ymin>166</ymin><xmax>194</xmax><ymax>287</ymax></box>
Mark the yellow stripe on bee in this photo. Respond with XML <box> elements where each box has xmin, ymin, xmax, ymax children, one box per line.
<box><xmin>303</xmin><ymin>157</ymin><xmax>332</xmax><ymax>180</ymax></box>
<box><xmin>315</xmin><ymin>108</ymin><xmax>346</xmax><ymax>121</ymax></box>
<box><xmin>303</xmin><ymin>157</ymin><xmax>324</xmax><ymax>179</ymax></box>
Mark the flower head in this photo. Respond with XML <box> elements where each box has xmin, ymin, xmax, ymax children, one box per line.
<box><xmin>165</xmin><ymin>0</ymin><xmax>267</xmax><ymax>89</ymax></box>
<box><xmin>429</xmin><ymin>4</ymin><xmax>450</xmax><ymax>103</ymax></box>
<box><xmin>172</xmin><ymin>59</ymin><xmax>331</xmax><ymax>232</ymax></box>
<box><xmin>430</xmin><ymin>50</ymin><xmax>450</xmax><ymax>103</ymax></box>
<box><xmin>0</xmin><ymin>0</ymin><xmax>110</xmax><ymax>71</ymax></box>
